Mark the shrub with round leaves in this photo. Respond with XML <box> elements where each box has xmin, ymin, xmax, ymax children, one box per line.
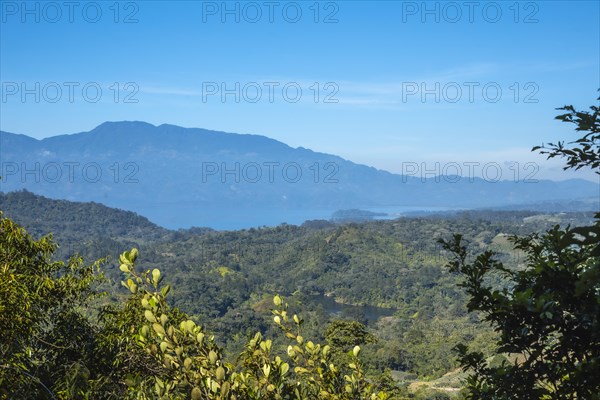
<box><xmin>118</xmin><ymin>248</ymin><xmax>391</xmax><ymax>400</ymax></box>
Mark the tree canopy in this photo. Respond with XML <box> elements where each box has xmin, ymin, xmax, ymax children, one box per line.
<box><xmin>441</xmin><ymin>94</ymin><xmax>600</xmax><ymax>399</ymax></box>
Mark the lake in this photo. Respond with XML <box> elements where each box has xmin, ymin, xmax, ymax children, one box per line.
<box><xmin>144</xmin><ymin>205</ymin><xmax>459</xmax><ymax>230</ymax></box>
<box><xmin>306</xmin><ymin>294</ymin><xmax>398</xmax><ymax>325</ymax></box>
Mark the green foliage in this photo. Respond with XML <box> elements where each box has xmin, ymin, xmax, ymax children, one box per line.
<box><xmin>440</xmin><ymin>221</ymin><xmax>600</xmax><ymax>399</ymax></box>
<box><xmin>2</xmin><ymin>97</ymin><xmax>597</xmax><ymax>398</ymax></box>
<box><xmin>0</xmin><ymin>217</ymin><xmax>391</xmax><ymax>399</ymax></box>
<box><xmin>325</xmin><ymin>320</ymin><xmax>377</xmax><ymax>353</ymax></box>
<box><xmin>0</xmin><ymin>212</ymin><xmax>105</xmax><ymax>399</ymax></box>
<box><xmin>3</xmin><ymin>188</ymin><xmax>595</xmax><ymax>384</ymax></box>
<box><xmin>412</xmin><ymin>386</ymin><xmax>453</xmax><ymax>400</ymax></box>
<box><xmin>371</xmin><ymin>370</ymin><xmax>409</xmax><ymax>400</ymax></box>
<box><xmin>533</xmin><ymin>91</ymin><xmax>600</xmax><ymax>173</ymax></box>
<box><xmin>115</xmin><ymin>250</ymin><xmax>389</xmax><ymax>399</ymax></box>
<box><xmin>441</xmin><ymin>96</ymin><xmax>600</xmax><ymax>399</ymax></box>
<box><xmin>0</xmin><ymin>190</ymin><xmax>169</xmax><ymax>242</ymax></box>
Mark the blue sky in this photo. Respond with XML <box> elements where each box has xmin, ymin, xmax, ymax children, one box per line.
<box><xmin>1</xmin><ymin>0</ymin><xmax>599</xmax><ymax>181</ymax></box>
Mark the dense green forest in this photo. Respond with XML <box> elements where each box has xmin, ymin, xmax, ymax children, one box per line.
<box><xmin>1</xmin><ymin>189</ymin><xmax>596</xmax><ymax>398</ymax></box>
<box><xmin>1</xmin><ymin>98</ymin><xmax>598</xmax><ymax>399</ymax></box>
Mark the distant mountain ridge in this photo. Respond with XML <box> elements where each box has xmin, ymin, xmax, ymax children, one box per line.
<box><xmin>1</xmin><ymin>121</ymin><xmax>598</xmax><ymax>229</ymax></box>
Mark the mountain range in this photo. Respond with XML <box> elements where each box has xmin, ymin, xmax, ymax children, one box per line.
<box><xmin>1</xmin><ymin>121</ymin><xmax>598</xmax><ymax>229</ymax></box>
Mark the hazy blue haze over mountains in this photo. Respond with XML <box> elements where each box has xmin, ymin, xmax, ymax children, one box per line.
<box><xmin>1</xmin><ymin>121</ymin><xmax>598</xmax><ymax>229</ymax></box>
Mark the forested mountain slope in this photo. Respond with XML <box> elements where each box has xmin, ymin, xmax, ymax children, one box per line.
<box><xmin>1</xmin><ymin>190</ymin><xmax>594</xmax><ymax>384</ymax></box>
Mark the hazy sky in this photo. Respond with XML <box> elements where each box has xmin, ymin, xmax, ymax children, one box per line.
<box><xmin>1</xmin><ymin>1</ymin><xmax>599</xmax><ymax>181</ymax></box>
